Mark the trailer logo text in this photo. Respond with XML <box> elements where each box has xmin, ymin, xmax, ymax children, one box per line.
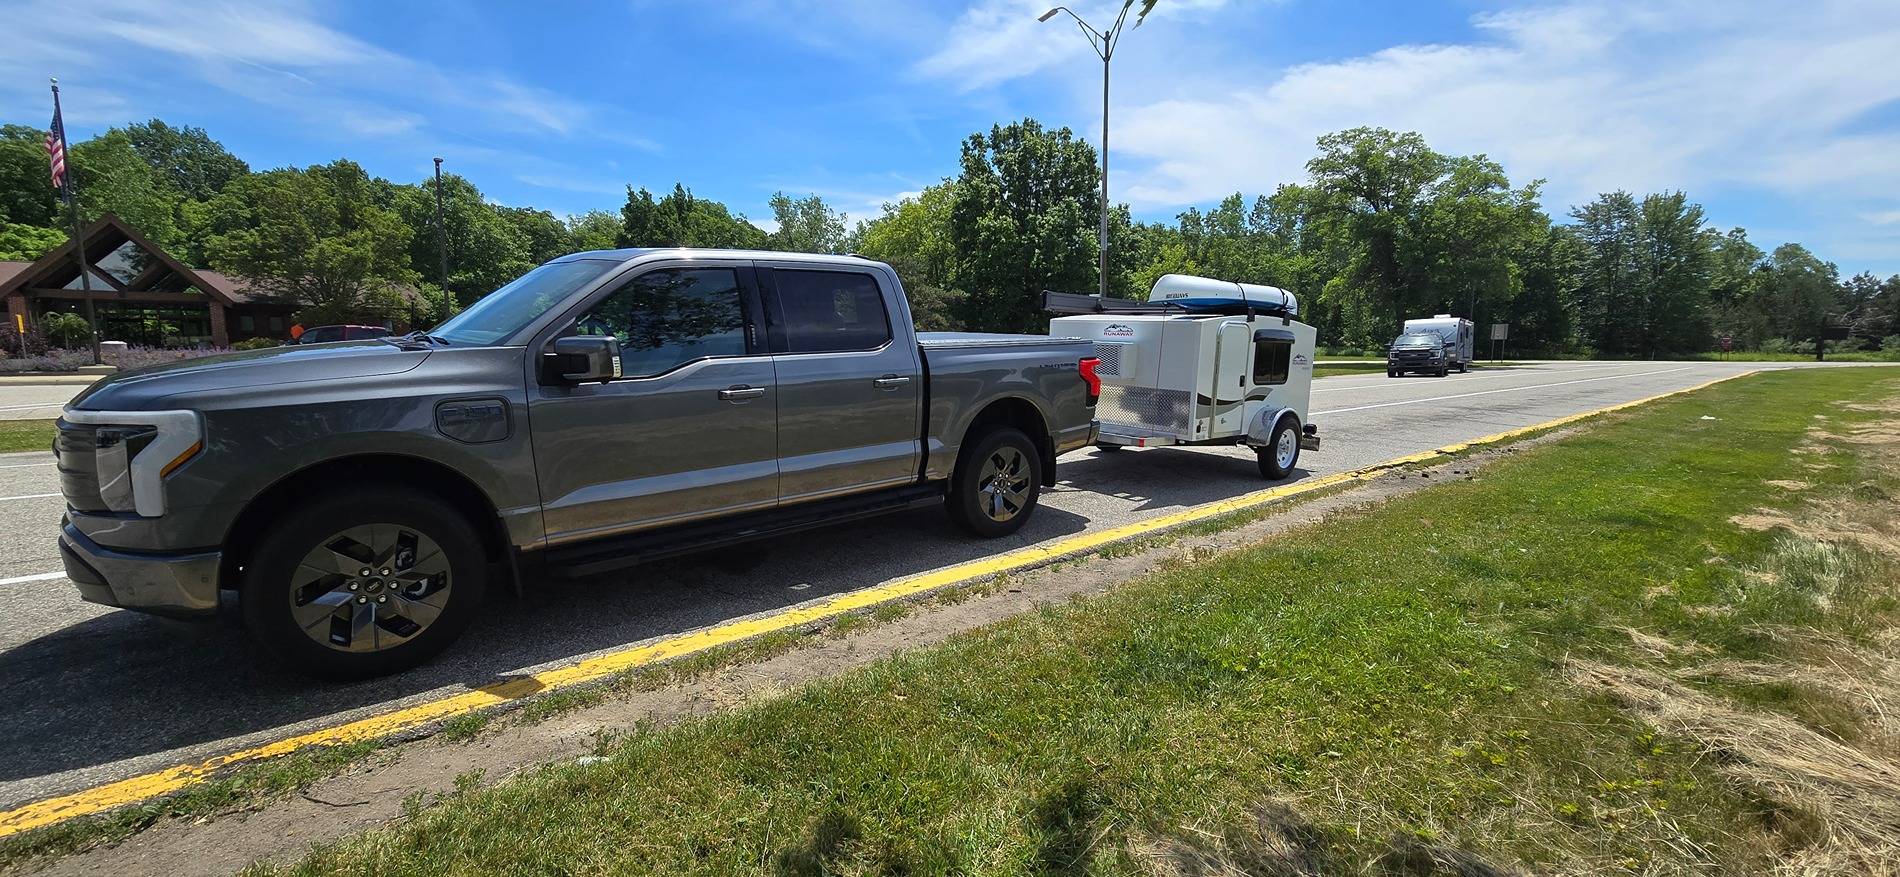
<box><xmin>1102</xmin><ymin>323</ymin><xmax>1135</xmax><ymax>338</ymax></box>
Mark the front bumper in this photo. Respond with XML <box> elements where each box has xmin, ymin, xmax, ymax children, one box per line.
<box><xmin>58</xmin><ymin>521</ymin><xmax>221</xmax><ymax>618</ymax></box>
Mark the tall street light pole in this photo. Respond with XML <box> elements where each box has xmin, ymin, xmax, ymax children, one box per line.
<box><xmin>1040</xmin><ymin>4</ymin><xmax>1134</xmax><ymax>299</ymax></box>
<box><xmin>433</xmin><ymin>157</ymin><xmax>449</xmax><ymax>323</ymax></box>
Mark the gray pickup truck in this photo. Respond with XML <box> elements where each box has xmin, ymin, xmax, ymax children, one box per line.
<box><xmin>55</xmin><ymin>250</ymin><xmax>1099</xmax><ymax>677</ymax></box>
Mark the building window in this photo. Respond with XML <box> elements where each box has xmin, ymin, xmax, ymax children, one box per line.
<box><xmin>239</xmin><ymin>315</ymin><xmax>255</xmax><ymax>332</ymax></box>
<box><xmin>269</xmin><ymin>316</ymin><xmax>285</xmax><ymax>332</ymax></box>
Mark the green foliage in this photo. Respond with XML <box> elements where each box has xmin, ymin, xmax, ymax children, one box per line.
<box><xmin>113</xmin><ymin>119</ymin><xmax>248</xmax><ymax>202</ymax></box>
<box><xmin>68</xmin><ymin>131</ymin><xmax>183</xmax><ymax>247</ymax></box>
<box><xmin>200</xmin><ymin>160</ymin><xmax>417</xmax><ymax>326</ymax></box>
<box><xmin>0</xmin><ymin>221</ymin><xmax>63</xmax><ymax>261</ymax></box>
<box><xmin>565</xmin><ymin>210</ymin><xmax>620</xmax><ymax>252</ymax></box>
<box><xmin>233</xmin><ymin>336</ymin><xmax>280</xmax><ymax>350</ymax></box>
<box><xmin>617</xmin><ymin>183</ymin><xmax>767</xmax><ymax>250</ymax></box>
<box><xmin>949</xmin><ymin>119</ymin><xmax>1099</xmax><ymax>332</ymax></box>
<box><xmin>765</xmin><ymin>192</ymin><xmax>846</xmax><ymax>254</ymax></box>
<box><xmin>39</xmin><ymin>311</ymin><xmax>91</xmax><ymax>347</ymax></box>
<box><xmin>0</xmin><ymin>125</ymin><xmax>58</xmax><ymax>227</ymax></box>
<box><xmin>853</xmin><ymin>183</ymin><xmax>967</xmax><ymax>329</ymax></box>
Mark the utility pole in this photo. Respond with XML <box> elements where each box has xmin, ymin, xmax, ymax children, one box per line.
<box><xmin>433</xmin><ymin>157</ymin><xmax>449</xmax><ymax>323</ymax></box>
<box><xmin>1039</xmin><ymin>4</ymin><xmax>1135</xmax><ymax>299</ymax></box>
<box><xmin>49</xmin><ymin>78</ymin><xmax>102</xmax><ymax>365</ymax></box>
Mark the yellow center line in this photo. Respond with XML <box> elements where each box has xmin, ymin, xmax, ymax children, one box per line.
<box><xmin>0</xmin><ymin>370</ymin><xmax>1753</xmax><ymax>838</ymax></box>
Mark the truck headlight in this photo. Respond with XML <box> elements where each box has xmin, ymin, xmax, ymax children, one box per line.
<box><xmin>63</xmin><ymin>410</ymin><xmax>203</xmax><ymax>517</ymax></box>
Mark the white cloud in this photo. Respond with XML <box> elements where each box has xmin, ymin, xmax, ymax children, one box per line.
<box><xmin>917</xmin><ymin>0</ymin><xmax>1235</xmax><ymax>90</ymax></box>
<box><xmin>0</xmin><ymin>0</ymin><xmax>619</xmax><ymax>149</ymax></box>
<box><xmin>1864</xmin><ymin>210</ymin><xmax>1900</xmax><ymax>227</ymax></box>
<box><xmin>1104</xmin><ymin>0</ymin><xmax>1900</xmax><ymax>223</ymax></box>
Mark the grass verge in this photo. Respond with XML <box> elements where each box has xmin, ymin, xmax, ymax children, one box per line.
<box><xmin>0</xmin><ymin>419</ymin><xmax>55</xmax><ymax>453</ymax></box>
<box><xmin>251</xmin><ymin>367</ymin><xmax>1900</xmax><ymax>875</ymax></box>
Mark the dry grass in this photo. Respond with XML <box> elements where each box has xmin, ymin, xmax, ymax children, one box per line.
<box><xmin>1569</xmin><ymin>659</ymin><xmax>1900</xmax><ymax>876</ymax></box>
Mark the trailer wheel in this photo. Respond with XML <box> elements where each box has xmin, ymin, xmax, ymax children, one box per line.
<box><xmin>1256</xmin><ymin>417</ymin><xmax>1300</xmax><ymax>480</ymax></box>
<box><xmin>947</xmin><ymin>427</ymin><xmax>1042</xmax><ymax>537</ymax></box>
<box><xmin>1437</xmin><ymin>365</ymin><xmax>1450</xmax><ymax>377</ymax></box>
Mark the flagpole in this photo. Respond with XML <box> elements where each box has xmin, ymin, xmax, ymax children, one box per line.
<box><xmin>51</xmin><ymin>78</ymin><xmax>102</xmax><ymax>366</ymax></box>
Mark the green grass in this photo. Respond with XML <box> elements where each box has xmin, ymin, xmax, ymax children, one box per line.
<box><xmin>248</xmin><ymin>368</ymin><xmax>1898</xmax><ymax>876</ymax></box>
<box><xmin>0</xmin><ymin>419</ymin><xmax>55</xmax><ymax>453</ymax></box>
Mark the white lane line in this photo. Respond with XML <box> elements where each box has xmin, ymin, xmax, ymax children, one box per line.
<box><xmin>0</xmin><ymin>571</ymin><xmax>64</xmax><ymax>585</ymax></box>
<box><xmin>1312</xmin><ymin>361</ymin><xmax>1626</xmax><ymax>392</ymax></box>
<box><xmin>1314</xmin><ymin>366</ymin><xmax>1697</xmax><ymax>416</ymax></box>
<box><xmin>0</xmin><ymin>492</ymin><xmax>61</xmax><ymax>502</ymax></box>
<box><xmin>0</xmin><ymin>461</ymin><xmax>52</xmax><ymax>469</ymax></box>
<box><xmin>0</xmin><ymin>403</ymin><xmax>68</xmax><ymax>412</ymax></box>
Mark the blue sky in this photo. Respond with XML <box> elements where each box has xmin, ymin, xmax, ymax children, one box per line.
<box><xmin>4</xmin><ymin>0</ymin><xmax>1898</xmax><ymax>276</ymax></box>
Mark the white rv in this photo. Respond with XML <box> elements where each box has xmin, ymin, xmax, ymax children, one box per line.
<box><xmin>1400</xmin><ymin>315</ymin><xmax>1475</xmax><ymax>372</ymax></box>
<box><xmin>1047</xmin><ymin>274</ymin><xmax>1319</xmax><ymax>480</ymax></box>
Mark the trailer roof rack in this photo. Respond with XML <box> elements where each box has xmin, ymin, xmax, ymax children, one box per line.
<box><xmin>1041</xmin><ymin>289</ymin><xmax>1291</xmax><ymax>318</ymax></box>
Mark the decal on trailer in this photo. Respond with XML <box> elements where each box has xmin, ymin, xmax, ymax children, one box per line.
<box><xmin>1102</xmin><ymin>323</ymin><xmax>1135</xmax><ymax>338</ymax></box>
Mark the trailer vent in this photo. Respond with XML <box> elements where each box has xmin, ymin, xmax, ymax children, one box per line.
<box><xmin>1091</xmin><ymin>342</ymin><xmax>1129</xmax><ymax>378</ymax></box>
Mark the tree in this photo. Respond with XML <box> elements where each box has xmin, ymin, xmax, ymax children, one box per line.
<box><xmin>498</xmin><ymin>205</ymin><xmax>573</xmax><ymax>264</ymax></box>
<box><xmin>0</xmin><ymin>125</ymin><xmax>58</xmax><ymax>227</ymax></box>
<box><xmin>617</xmin><ymin>183</ymin><xmax>767</xmax><ymax>249</ymax></box>
<box><xmin>566</xmin><ymin>210</ymin><xmax>620</xmax><ymax>252</ymax></box>
<box><xmin>854</xmin><ymin>183</ymin><xmax>965</xmax><ymax>329</ymax></box>
<box><xmin>948</xmin><ymin>119</ymin><xmax>1099</xmax><ymax>332</ymax></box>
<box><xmin>766</xmin><ymin>192</ymin><xmax>846</xmax><ymax>254</ymax></box>
<box><xmin>381</xmin><ymin>173</ymin><xmax>531</xmax><ymax>306</ymax></box>
<box><xmin>113</xmin><ymin>119</ymin><xmax>249</xmax><ymax>201</ymax></box>
<box><xmin>201</xmin><ymin>160</ymin><xmax>417</xmax><ymax>325</ymax></box>
<box><xmin>1758</xmin><ymin>243</ymin><xmax>1839</xmax><ymax>355</ymax></box>
<box><xmin>1708</xmin><ymin>228</ymin><xmax>1767</xmax><ymax>348</ymax></box>
<box><xmin>1305</xmin><ymin>127</ymin><xmax>1447</xmax><ymax>336</ymax></box>
<box><xmin>0</xmin><ymin>222</ymin><xmax>64</xmax><ymax>261</ymax></box>
<box><xmin>1570</xmin><ymin>192</ymin><xmax>1643</xmax><ymax>355</ymax></box>
<box><xmin>67</xmin><ymin>132</ymin><xmax>185</xmax><ymax>247</ymax></box>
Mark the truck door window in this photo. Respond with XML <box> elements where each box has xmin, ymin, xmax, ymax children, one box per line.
<box><xmin>577</xmin><ymin>268</ymin><xmax>748</xmax><ymax>377</ymax></box>
<box><xmin>770</xmin><ymin>270</ymin><xmax>892</xmax><ymax>353</ymax></box>
<box><xmin>1254</xmin><ymin>340</ymin><xmax>1291</xmax><ymax>385</ymax></box>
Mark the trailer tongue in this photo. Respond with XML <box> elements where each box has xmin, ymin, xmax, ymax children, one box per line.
<box><xmin>1045</xmin><ymin>274</ymin><xmax>1321</xmax><ymax>480</ymax></box>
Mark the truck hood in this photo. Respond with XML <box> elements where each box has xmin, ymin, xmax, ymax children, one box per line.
<box><xmin>70</xmin><ymin>342</ymin><xmax>432</xmax><ymax>411</ymax></box>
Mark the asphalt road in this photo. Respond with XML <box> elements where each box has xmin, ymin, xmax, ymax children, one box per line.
<box><xmin>0</xmin><ymin>360</ymin><xmax>1877</xmax><ymax>809</ymax></box>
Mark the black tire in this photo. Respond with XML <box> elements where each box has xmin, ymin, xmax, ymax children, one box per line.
<box><xmin>1387</xmin><ymin>369</ymin><xmax>1398</xmax><ymax>378</ymax></box>
<box><xmin>1437</xmin><ymin>365</ymin><xmax>1450</xmax><ymax>377</ymax></box>
<box><xmin>1255</xmin><ymin>416</ymin><xmax>1301</xmax><ymax>480</ymax></box>
<box><xmin>947</xmin><ymin>427</ymin><xmax>1042</xmax><ymax>538</ymax></box>
<box><xmin>1095</xmin><ymin>443</ymin><xmax>1124</xmax><ymax>452</ymax></box>
<box><xmin>241</xmin><ymin>487</ymin><xmax>487</xmax><ymax>679</ymax></box>
<box><xmin>1458</xmin><ymin>362</ymin><xmax>1469</xmax><ymax>373</ymax></box>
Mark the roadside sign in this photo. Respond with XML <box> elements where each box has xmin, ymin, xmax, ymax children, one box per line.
<box><xmin>1720</xmin><ymin>335</ymin><xmax>1733</xmax><ymax>352</ymax></box>
<box><xmin>1490</xmin><ymin>323</ymin><xmax>1509</xmax><ymax>341</ymax></box>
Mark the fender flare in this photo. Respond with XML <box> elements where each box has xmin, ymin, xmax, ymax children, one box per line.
<box><xmin>1245</xmin><ymin>406</ymin><xmax>1301</xmax><ymax>447</ymax></box>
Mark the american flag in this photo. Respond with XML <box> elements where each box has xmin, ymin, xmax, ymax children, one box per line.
<box><xmin>45</xmin><ymin>109</ymin><xmax>66</xmax><ymax>193</ymax></box>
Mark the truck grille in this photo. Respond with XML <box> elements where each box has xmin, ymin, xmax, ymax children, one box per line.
<box><xmin>54</xmin><ymin>420</ymin><xmax>109</xmax><ymax>512</ymax></box>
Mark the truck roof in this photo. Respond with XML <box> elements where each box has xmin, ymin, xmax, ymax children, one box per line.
<box><xmin>553</xmin><ymin>248</ymin><xmax>880</xmax><ymax>267</ymax></box>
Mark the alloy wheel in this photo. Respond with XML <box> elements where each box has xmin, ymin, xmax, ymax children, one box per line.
<box><xmin>977</xmin><ymin>446</ymin><xmax>1032</xmax><ymax>523</ymax></box>
<box><xmin>288</xmin><ymin>524</ymin><xmax>452</xmax><ymax>653</ymax></box>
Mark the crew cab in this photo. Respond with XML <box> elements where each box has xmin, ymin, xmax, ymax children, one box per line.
<box><xmin>1387</xmin><ymin>332</ymin><xmax>1450</xmax><ymax>377</ymax></box>
<box><xmin>55</xmin><ymin>250</ymin><xmax>1099</xmax><ymax>678</ymax></box>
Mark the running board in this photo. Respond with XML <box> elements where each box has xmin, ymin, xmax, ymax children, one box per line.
<box><xmin>543</xmin><ymin>484</ymin><xmax>947</xmax><ymax>578</ymax></box>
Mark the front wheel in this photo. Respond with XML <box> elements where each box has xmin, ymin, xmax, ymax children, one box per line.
<box><xmin>947</xmin><ymin>427</ymin><xmax>1042</xmax><ymax>537</ymax></box>
<box><xmin>1387</xmin><ymin>369</ymin><xmax>1398</xmax><ymax>378</ymax></box>
<box><xmin>1256</xmin><ymin>417</ymin><xmax>1301</xmax><ymax>480</ymax></box>
<box><xmin>241</xmin><ymin>487</ymin><xmax>487</xmax><ymax>679</ymax></box>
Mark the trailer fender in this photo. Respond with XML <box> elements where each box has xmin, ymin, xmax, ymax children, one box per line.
<box><xmin>1246</xmin><ymin>406</ymin><xmax>1300</xmax><ymax>447</ymax></box>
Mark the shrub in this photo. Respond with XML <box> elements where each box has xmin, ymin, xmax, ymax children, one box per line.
<box><xmin>233</xmin><ymin>337</ymin><xmax>281</xmax><ymax>351</ymax></box>
<box><xmin>1758</xmin><ymin>337</ymin><xmax>1797</xmax><ymax>355</ymax></box>
<box><xmin>41</xmin><ymin>312</ymin><xmax>92</xmax><ymax>348</ymax></box>
<box><xmin>0</xmin><ymin>324</ymin><xmax>49</xmax><ymax>358</ymax></box>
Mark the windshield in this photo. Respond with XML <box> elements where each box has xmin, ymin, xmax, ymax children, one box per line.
<box><xmin>431</xmin><ymin>260</ymin><xmax>619</xmax><ymax>346</ymax></box>
<box><xmin>1395</xmin><ymin>333</ymin><xmax>1441</xmax><ymax>346</ymax></box>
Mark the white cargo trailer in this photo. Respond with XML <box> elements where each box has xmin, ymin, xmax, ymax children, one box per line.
<box><xmin>1046</xmin><ymin>274</ymin><xmax>1320</xmax><ymax>479</ymax></box>
<box><xmin>1401</xmin><ymin>315</ymin><xmax>1475</xmax><ymax>372</ymax></box>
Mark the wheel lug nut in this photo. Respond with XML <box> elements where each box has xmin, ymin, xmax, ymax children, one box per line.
<box><xmin>356</xmin><ymin>596</ymin><xmax>367</xmax><ymax>604</ymax></box>
<box><xmin>376</xmin><ymin>595</ymin><xmax>387</xmax><ymax>604</ymax></box>
<box><xmin>359</xmin><ymin>568</ymin><xmax>371</xmax><ymax>576</ymax></box>
<box><xmin>380</xmin><ymin>568</ymin><xmax>391</xmax><ymax>576</ymax></box>
<box><xmin>348</xmin><ymin>582</ymin><xmax>359</xmax><ymax>590</ymax></box>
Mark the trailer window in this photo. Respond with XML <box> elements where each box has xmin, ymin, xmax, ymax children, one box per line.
<box><xmin>1254</xmin><ymin>340</ymin><xmax>1291</xmax><ymax>385</ymax></box>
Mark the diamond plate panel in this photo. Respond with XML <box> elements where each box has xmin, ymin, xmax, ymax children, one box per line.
<box><xmin>1096</xmin><ymin>386</ymin><xmax>1191</xmax><ymax>436</ymax></box>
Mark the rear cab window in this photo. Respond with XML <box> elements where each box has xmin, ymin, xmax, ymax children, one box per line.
<box><xmin>767</xmin><ymin>269</ymin><xmax>892</xmax><ymax>353</ymax></box>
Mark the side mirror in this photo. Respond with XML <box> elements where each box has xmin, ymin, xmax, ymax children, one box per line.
<box><xmin>546</xmin><ymin>335</ymin><xmax>621</xmax><ymax>383</ymax></box>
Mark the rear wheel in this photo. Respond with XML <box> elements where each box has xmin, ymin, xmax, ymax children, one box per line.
<box><xmin>1256</xmin><ymin>417</ymin><xmax>1301</xmax><ymax>480</ymax></box>
<box><xmin>241</xmin><ymin>487</ymin><xmax>487</xmax><ymax>679</ymax></box>
<box><xmin>947</xmin><ymin>427</ymin><xmax>1042</xmax><ymax>537</ymax></box>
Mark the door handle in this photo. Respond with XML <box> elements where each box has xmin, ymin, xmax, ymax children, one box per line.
<box><xmin>873</xmin><ymin>375</ymin><xmax>911</xmax><ymax>390</ymax></box>
<box><xmin>718</xmin><ymin>385</ymin><xmax>766</xmax><ymax>402</ymax></box>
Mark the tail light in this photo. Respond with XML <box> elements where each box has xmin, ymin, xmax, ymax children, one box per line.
<box><xmin>1078</xmin><ymin>356</ymin><xmax>1102</xmax><ymax>405</ymax></box>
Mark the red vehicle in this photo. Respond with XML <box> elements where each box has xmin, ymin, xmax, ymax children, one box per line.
<box><xmin>292</xmin><ymin>325</ymin><xmax>392</xmax><ymax>344</ymax></box>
